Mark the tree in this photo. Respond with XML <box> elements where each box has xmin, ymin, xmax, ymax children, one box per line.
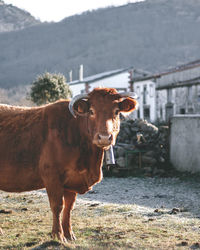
<box><xmin>29</xmin><ymin>72</ymin><xmax>72</xmax><ymax>105</ymax></box>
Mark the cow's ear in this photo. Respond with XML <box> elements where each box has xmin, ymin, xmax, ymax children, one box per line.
<box><xmin>74</xmin><ymin>100</ymin><xmax>89</xmax><ymax>116</ymax></box>
<box><xmin>119</xmin><ymin>98</ymin><xmax>138</xmax><ymax>114</ymax></box>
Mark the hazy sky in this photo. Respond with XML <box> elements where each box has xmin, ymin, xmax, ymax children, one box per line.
<box><xmin>4</xmin><ymin>0</ymin><xmax>144</xmax><ymax>22</ymax></box>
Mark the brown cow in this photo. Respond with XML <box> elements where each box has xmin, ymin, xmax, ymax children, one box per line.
<box><xmin>0</xmin><ymin>87</ymin><xmax>137</xmax><ymax>242</ymax></box>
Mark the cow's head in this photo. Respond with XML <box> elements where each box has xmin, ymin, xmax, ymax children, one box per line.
<box><xmin>69</xmin><ymin>88</ymin><xmax>138</xmax><ymax>149</ymax></box>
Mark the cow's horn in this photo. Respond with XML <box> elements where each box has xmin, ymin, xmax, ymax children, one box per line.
<box><xmin>120</xmin><ymin>92</ymin><xmax>138</xmax><ymax>99</ymax></box>
<box><xmin>69</xmin><ymin>94</ymin><xmax>89</xmax><ymax>118</ymax></box>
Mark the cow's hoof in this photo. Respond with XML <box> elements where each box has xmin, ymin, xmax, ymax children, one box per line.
<box><xmin>51</xmin><ymin>231</ymin><xmax>67</xmax><ymax>244</ymax></box>
<box><xmin>64</xmin><ymin>231</ymin><xmax>76</xmax><ymax>241</ymax></box>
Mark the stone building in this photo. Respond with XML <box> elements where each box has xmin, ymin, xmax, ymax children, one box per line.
<box><xmin>132</xmin><ymin>60</ymin><xmax>200</xmax><ymax>122</ymax></box>
<box><xmin>155</xmin><ymin>60</ymin><xmax>200</xmax><ymax>121</ymax></box>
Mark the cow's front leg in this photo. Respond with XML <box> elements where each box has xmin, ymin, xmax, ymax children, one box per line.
<box><xmin>45</xmin><ymin>184</ymin><xmax>66</xmax><ymax>243</ymax></box>
<box><xmin>62</xmin><ymin>190</ymin><xmax>77</xmax><ymax>240</ymax></box>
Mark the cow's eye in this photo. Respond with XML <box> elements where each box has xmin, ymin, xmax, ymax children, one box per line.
<box><xmin>89</xmin><ymin>109</ymin><xmax>94</xmax><ymax>115</ymax></box>
<box><xmin>115</xmin><ymin>109</ymin><xmax>120</xmax><ymax>115</ymax></box>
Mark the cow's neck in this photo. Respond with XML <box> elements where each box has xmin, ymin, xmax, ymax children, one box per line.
<box><xmin>77</xmin><ymin>137</ymin><xmax>104</xmax><ymax>173</ymax></box>
<box><xmin>63</xmin><ymin>141</ymin><xmax>104</xmax><ymax>194</ymax></box>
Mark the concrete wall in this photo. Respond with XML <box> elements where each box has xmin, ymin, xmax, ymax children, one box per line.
<box><xmin>170</xmin><ymin>115</ymin><xmax>200</xmax><ymax>173</ymax></box>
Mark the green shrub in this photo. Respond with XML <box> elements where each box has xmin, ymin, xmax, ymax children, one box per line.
<box><xmin>29</xmin><ymin>72</ymin><xmax>72</xmax><ymax>105</ymax></box>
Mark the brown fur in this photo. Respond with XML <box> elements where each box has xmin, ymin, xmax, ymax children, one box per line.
<box><xmin>0</xmin><ymin>88</ymin><xmax>137</xmax><ymax>242</ymax></box>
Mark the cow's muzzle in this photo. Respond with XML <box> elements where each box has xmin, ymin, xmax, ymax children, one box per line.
<box><xmin>93</xmin><ymin>133</ymin><xmax>113</xmax><ymax>148</ymax></box>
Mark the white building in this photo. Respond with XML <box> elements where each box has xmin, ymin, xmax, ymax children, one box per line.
<box><xmin>69</xmin><ymin>67</ymin><xmax>132</xmax><ymax>96</ymax></box>
<box><xmin>132</xmin><ymin>77</ymin><xmax>156</xmax><ymax>122</ymax></box>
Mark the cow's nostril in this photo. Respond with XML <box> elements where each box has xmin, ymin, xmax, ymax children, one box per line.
<box><xmin>97</xmin><ymin>134</ymin><xmax>112</xmax><ymax>145</ymax></box>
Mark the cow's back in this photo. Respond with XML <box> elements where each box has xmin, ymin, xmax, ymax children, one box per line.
<box><xmin>0</xmin><ymin>104</ymin><xmax>47</xmax><ymax>192</ymax></box>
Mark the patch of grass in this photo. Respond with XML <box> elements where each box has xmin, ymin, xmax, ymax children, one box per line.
<box><xmin>0</xmin><ymin>191</ymin><xmax>200</xmax><ymax>249</ymax></box>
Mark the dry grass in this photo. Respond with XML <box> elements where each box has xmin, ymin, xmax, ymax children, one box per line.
<box><xmin>0</xmin><ymin>190</ymin><xmax>200</xmax><ymax>249</ymax></box>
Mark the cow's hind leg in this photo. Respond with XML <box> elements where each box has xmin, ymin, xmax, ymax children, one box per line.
<box><xmin>62</xmin><ymin>190</ymin><xmax>77</xmax><ymax>240</ymax></box>
<box><xmin>45</xmin><ymin>184</ymin><xmax>66</xmax><ymax>243</ymax></box>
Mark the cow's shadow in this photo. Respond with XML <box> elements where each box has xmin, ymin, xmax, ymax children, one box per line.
<box><xmin>31</xmin><ymin>240</ymin><xmax>68</xmax><ymax>249</ymax></box>
<box><xmin>5</xmin><ymin>240</ymin><xmax>70</xmax><ymax>250</ymax></box>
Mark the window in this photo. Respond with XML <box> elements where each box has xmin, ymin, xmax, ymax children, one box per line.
<box><xmin>143</xmin><ymin>85</ymin><xmax>147</xmax><ymax>105</ymax></box>
<box><xmin>137</xmin><ymin>109</ymin><xmax>140</xmax><ymax>119</ymax></box>
<box><xmin>188</xmin><ymin>108</ymin><xmax>194</xmax><ymax>114</ymax></box>
<box><xmin>188</xmin><ymin>86</ymin><xmax>193</xmax><ymax>102</ymax></box>
<box><xmin>149</xmin><ymin>84</ymin><xmax>154</xmax><ymax>97</ymax></box>
<box><xmin>160</xmin><ymin>107</ymin><xmax>163</xmax><ymax>119</ymax></box>
<box><xmin>180</xmin><ymin>108</ymin><xmax>185</xmax><ymax>114</ymax></box>
<box><xmin>167</xmin><ymin>89</ymin><xmax>172</xmax><ymax>102</ymax></box>
<box><xmin>136</xmin><ymin>86</ymin><xmax>140</xmax><ymax>96</ymax></box>
<box><xmin>144</xmin><ymin>106</ymin><xmax>150</xmax><ymax>120</ymax></box>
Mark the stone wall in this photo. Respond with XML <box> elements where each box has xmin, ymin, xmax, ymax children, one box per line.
<box><xmin>109</xmin><ymin>119</ymin><xmax>170</xmax><ymax>176</ymax></box>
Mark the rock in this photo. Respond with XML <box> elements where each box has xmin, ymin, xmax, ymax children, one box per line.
<box><xmin>143</xmin><ymin>167</ymin><xmax>152</xmax><ymax>173</ymax></box>
<box><xmin>159</xmin><ymin>156</ymin><xmax>165</xmax><ymax>163</ymax></box>
<box><xmin>0</xmin><ymin>209</ymin><xmax>12</xmax><ymax>214</ymax></box>
<box><xmin>124</xmin><ymin>127</ymin><xmax>130</xmax><ymax>135</ymax></box>
<box><xmin>143</xmin><ymin>151</ymin><xmax>155</xmax><ymax>157</ymax></box>
<box><xmin>154</xmin><ymin>208</ymin><xmax>164</xmax><ymax>214</ymax></box>
<box><xmin>21</xmin><ymin>208</ymin><xmax>28</xmax><ymax>211</ymax></box>
<box><xmin>170</xmin><ymin>207</ymin><xmax>181</xmax><ymax>214</ymax></box>
<box><xmin>191</xmin><ymin>242</ymin><xmax>200</xmax><ymax>249</ymax></box>
<box><xmin>180</xmin><ymin>241</ymin><xmax>188</xmax><ymax>246</ymax></box>
<box><xmin>148</xmin><ymin>218</ymin><xmax>155</xmax><ymax>222</ymax></box>
<box><xmin>116</xmin><ymin>146</ymin><xmax>125</xmax><ymax>157</ymax></box>
<box><xmin>153</xmin><ymin>168</ymin><xmax>165</xmax><ymax>176</ymax></box>
<box><xmin>89</xmin><ymin>203</ymin><xmax>100</xmax><ymax>207</ymax></box>
<box><xmin>88</xmin><ymin>190</ymin><xmax>98</xmax><ymax>194</ymax></box>
<box><xmin>116</xmin><ymin>157</ymin><xmax>126</xmax><ymax>167</ymax></box>
<box><xmin>142</xmin><ymin>155</ymin><xmax>157</xmax><ymax>165</ymax></box>
<box><xmin>130</xmin><ymin>126</ymin><xmax>139</xmax><ymax>132</ymax></box>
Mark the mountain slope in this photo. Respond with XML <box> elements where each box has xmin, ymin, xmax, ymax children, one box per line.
<box><xmin>0</xmin><ymin>0</ymin><xmax>40</xmax><ymax>33</ymax></box>
<box><xmin>0</xmin><ymin>0</ymin><xmax>200</xmax><ymax>88</ymax></box>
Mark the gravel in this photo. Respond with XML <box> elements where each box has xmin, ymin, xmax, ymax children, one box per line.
<box><xmin>77</xmin><ymin>177</ymin><xmax>200</xmax><ymax>219</ymax></box>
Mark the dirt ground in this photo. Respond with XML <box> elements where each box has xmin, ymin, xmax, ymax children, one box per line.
<box><xmin>1</xmin><ymin>176</ymin><xmax>200</xmax><ymax>249</ymax></box>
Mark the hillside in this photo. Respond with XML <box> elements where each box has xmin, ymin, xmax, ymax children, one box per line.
<box><xmin>1</xmin><ymin>0</ymin><xmax>200</xmax><ymax>88</ymax></box>
<box><xmin>0</xmin><ymin>0</ymin><xmax>40</xmax><ymax>33</ymax></box>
